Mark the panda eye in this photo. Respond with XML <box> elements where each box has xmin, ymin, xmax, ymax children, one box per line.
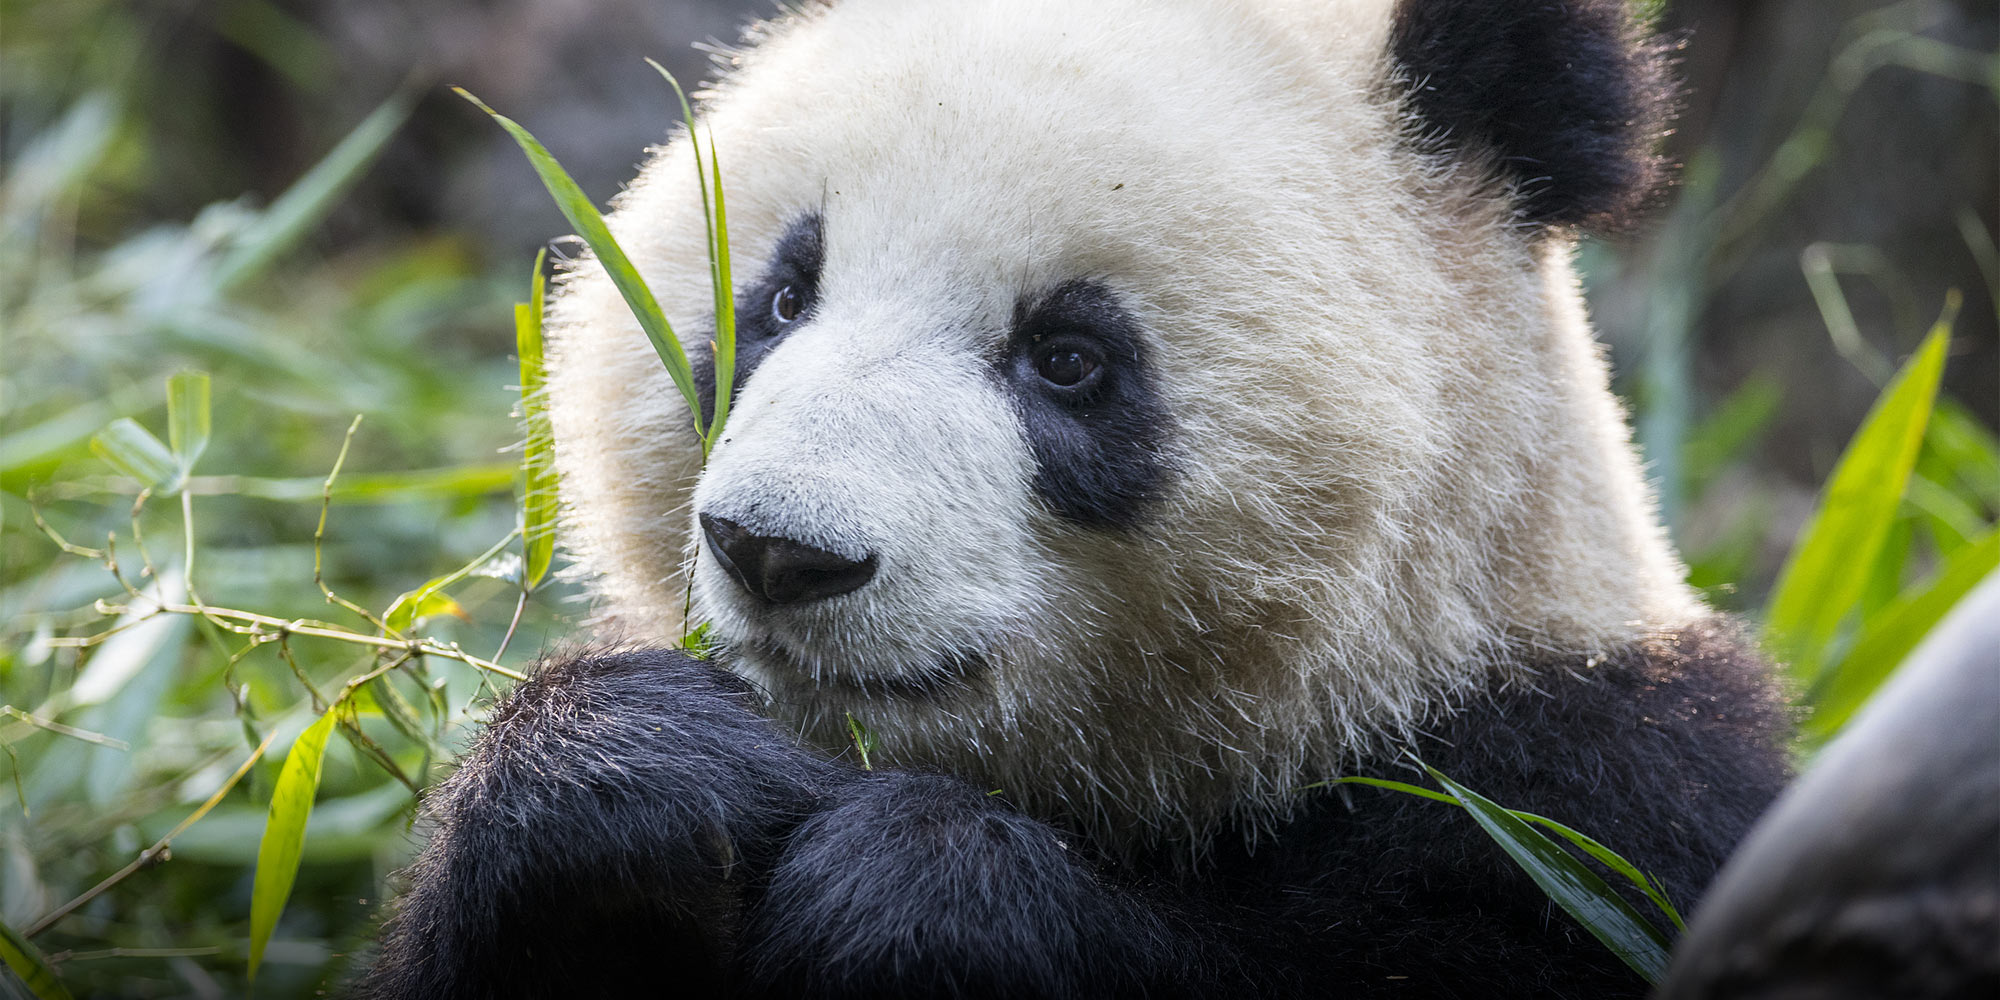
<box><xmin>771</xmin><ymin>284</ymin><xmax>803</xmax><ymax>323</ymax></box>
<box><xmin>1035</xmin><ymin>347</ymin><xmax>1101</xmax><ymax>389</ymax></box>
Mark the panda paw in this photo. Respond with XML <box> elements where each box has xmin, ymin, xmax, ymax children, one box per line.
<box><xmin>743</xmin><ymin>773</ymin><xmax>1179</xmax><ymax>999</ymax></box>
<box><xmin>356</xmin><ymin>645</ymin><xmax>842</xmax><ymax>999</ymax></box>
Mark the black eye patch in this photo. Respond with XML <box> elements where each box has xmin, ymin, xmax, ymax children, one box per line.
<box><xmin>695</xmin><ymin>213</ymin><xmax>824</xmax><ymax>427</ymax></box>
<box><xmin>998</xmin><ymin>280</ymin><xmax>1174</xmax><ymax>529</ymax></box>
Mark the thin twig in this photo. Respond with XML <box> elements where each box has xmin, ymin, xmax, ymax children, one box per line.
<box><xmin>1</xmin><ymin>706</ymin><xmax>130</xmax><ymax>749</ymax></box>
<box><xmin>31</xmin><ymin>503</ymin><xmax>104</xmax><ymax>560</ymax></box>
<box><xmin>54</xmin><ymin>602</ymin><xmax>526</xmax><ymax>680</ymax></box>
<box><xmin>127</xmin><ymin>487</ymin><xmax>160</xmax><ymax>585</ymax></box>
<box><xmin>314</xmin><ymin>416</ymin><xmax>402</xmax><ymax>635</ymax></box>
<box><xmin>26</xmin><ymin>728</ymin><xmax>281</xmax><ymax>938</ymax></box>
<box><xmin>493</xmin><ymin>589</ymin><xmax>529</xmax><ymax>662</ymax></box>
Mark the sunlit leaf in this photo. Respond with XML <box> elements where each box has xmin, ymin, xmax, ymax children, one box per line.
<box><xmin>90</xmin><ymin>418</ymin><xmax>177</xmax><ymax>490</ymax></box>
<box><xmin>456</xmin><ymin>88</ymin><xmax>705</xmax><ymax>437</ymax></box>
<box><xmin>248</xmin><ymin>708</ymin><xmax>338</xmax><ymax>981</ymax></box>
<box><xmin>0</xmin><ymin>915</ymin><xmax>74</xmax><ymax>1000</ymax></box>
<box><xmin>1808</xmin><ymin>527</ymin><xmax>1999</xmax><ymax>739</ymax></box>
<box><xmin>1766</xmin><ymin>316</ymin><xmax>1951</xmax><ymax>682</ymax></box>
<box><xmin>1426</xmin><ymin>766</ymin><xmax>1674</xmax><ymax>983</ymax></box>
<box><xmin>382</xmin><ymin>587</ymin><xmax>468</xmax><ymax>635</ymax></box>
<box><xmin>517</xmin><ymin>249</ymin><xmax>558</xmax><ymax>591</ymax></box>
<box><xmin>381</xmin><ymin>530</ymin><xmax>519</xmax><ymax>634</ymax></box>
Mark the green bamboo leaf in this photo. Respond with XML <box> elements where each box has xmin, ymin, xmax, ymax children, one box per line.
<box><xmin>647</xmin><ymin>61</ymin><xmax>737</xmax><ymax>453</ymax></box>
<box><xmin>707</xmin><ymin>137</ymin><xmax>737</xmax><ymax>449</ymax></box>
<box><xmin>214</xmin><ymin>90</ymin><xmax>415</xmax><ymax>293</ymax></box>
<box><xmin>1</xmin><ymin>915</ymin><xmax>74</xmax><ymax>1000</ymax></box>
<box><xmin>248</xmin><ymin>707</ymin><xmax>338</xmax><ymax>981</ymax></box>
<box><xmin>382</xmin><ymin>529</ymin><xmax>520</xmax><ymax>634</ymax></box>
<box><xmin>1807</xmin><ymin>527</ymin><xmax>1999</xmax><ymax>740</ymax></box>
<box><xmin>1314</xmin><ymin>775</ymin><xmax>1457</xmax><ymax>805</ymax></box>
<box><xmin>455</xmin><ymin>88</ymin><xmax>706</xmax><ymax>438</ymax></box>
<box><xmin>1317</xmin><ymin>776</ymin><xmax>1685</xmax><ymax>931</ymax></box>
<box><xmin>1513</xmin><ymin>811</ymin><xmax>1686</xmax><ymax>932</ymax></box>
<box><xmin>166</xmin><ymin>370</ymin><xmax>212</xmax><ymax>478</ymax></box>
<box><xmin>1426</xmin><ymin>766</ymin><xmax>1675</xmax><ymax>983</ymax></box>
<box><xmin>517</xmin><ymin>249</ymin><xmax>558</xmax><ymax>591</ymax></box>
<box><xmin>1923</xmin><ymin>401</ymin><xmax>2000</xmax><ymax>510</ymax></box>
<box><xmin>90</xmin><ymin>417</ymin><xmax>177</xmax><ymax>489</ymax></box>
<box><xmin>1766</xmin><ymin>314</ymin><xmax>1952</xmax><ymax>682</ymax></box>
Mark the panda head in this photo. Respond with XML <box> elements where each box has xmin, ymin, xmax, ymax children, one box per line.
<box><xmin>545</xmin><ymin>0</ymin><xmax>1695</xmax><ymax>844</ymax></box>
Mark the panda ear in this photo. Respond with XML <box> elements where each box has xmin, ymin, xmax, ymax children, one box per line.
<box><xmin>1389</xmin><ymin>0</ymin><xmax>1677</xmax><ymax>232</ymax></box>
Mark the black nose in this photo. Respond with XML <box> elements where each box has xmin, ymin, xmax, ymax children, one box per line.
<box><xmin>699</xmin><ymin>513</ymin><xmax>878</xmax><ymax>605</ymax></box>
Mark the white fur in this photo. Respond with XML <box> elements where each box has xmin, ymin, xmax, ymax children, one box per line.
<box><xmin>543</xmin><ymin>0</ymin><xmax>1701</xmax><ymax>850</ymax></box>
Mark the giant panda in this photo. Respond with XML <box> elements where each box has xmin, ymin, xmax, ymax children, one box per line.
<box><xmin>358</xmin><ymin>0</ymin><xmax>1793</xmax><ymax>996</ymax></box>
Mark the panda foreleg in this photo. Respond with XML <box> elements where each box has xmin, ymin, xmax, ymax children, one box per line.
<box><xmin>353</xmin><ymin>646</ymin><xmax>839</xmax><ymax>999</ymax></box>
<box><xmin>741</xmin><ymin>772</ymin><xmax>1209</xmax><ymax>998</ymax></box>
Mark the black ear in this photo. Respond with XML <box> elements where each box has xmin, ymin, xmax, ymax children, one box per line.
<box><xmin>1390</xmin><ymin>0</ymin><xmax>1676</xmax><ymax>232</ymax></box>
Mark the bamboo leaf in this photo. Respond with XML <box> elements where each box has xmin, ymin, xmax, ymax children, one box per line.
<box><xmin>1317</xmin><ymin>776</ymin><xmax>1686</xmax><ymax>931</ymax></box>
<box><xmin>517</xmin><ymin>249</ymin><xmax>558</xmax><ymax>590</ymax></box>
<box><xmin>247</xmin><ymin>707</ymin><xmax>338</xmax><ymax>981</ymax></box>
<box><xmin>166</xmin><ymin>370</ymin><xmax>212</xmax><ymax>479</ymax></box>
<box><xmin>1</xmin><ymin>915</ymin><xmax>74</xmax><ymax>1000</ymax></box>
<box><xmin>1426</xmin><ymin>766</ymin><xmax>1675</xmax><ymax>983</ymax></box>
<box><xmin>647</xmin><ymin>60</ymin><xmax>737</xmax><ymax>453</ymax></box>
<box><xmin>455</xmin><ymin>88</ymin><xmax>705</xmax><ymax>437</ymax></box>
<box><xmin>1807</xmin><ymin>527</ymin><xmax>1998</xmax><ymax>739</ymax></box>
<box><xmin>707</xmin><ymin>137</ymin><xmax>737</xmax><ymax>449</ymax></box>
<box><xmin>1513</xmin><ymin>811</ymin><xmax>1686</xmax><ymax>932</ymax></box>
<box><xmin>90</xmin><ymin>418</ymin><xmax>177</xmax><ymax>490</ymax></box>
<box><xmin>382</xmin><ymin>529</ymin><xmax>519</xmax><ymax>634</ymax></box>
<box><xmin>1314</xmin><ymin>775</ymin><xmax>1457</xmax><ymax>805</ymax></box>
<box><xmin>1766</xmin><ymin>312</ymin><xmax>1952</xmax><ymax>682</ymax></box>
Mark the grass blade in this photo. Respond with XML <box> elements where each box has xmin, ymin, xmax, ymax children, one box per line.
<box><xmin>1807</xmin><ymin>526</ymin><xmax>1998</xmax><ymax>739</ymax></box>
<box><xmin>1425</xmin><ymin>766</ymin><xmax>1675</xmax><ymax>983</ymax></box>
<box><xmin>1</xmin><ymin>915</ymin><xmax>74</xmax><ymax>1000</ymax></box>
<box><xmin>247</xmin><ymin>707</ymin><xmax>338</xmax><ymax>981</ymax></box>
<box><xmin>167</xmin><ymin>370</ymin><xmax>212</xmax><ymax>479</ymax></box>
<box><xmin>517</xmin><ymin>249</ymin><xmax>557</xmax><ymax>591</ymax></box>
<box><xmin>1765</xmin><ymin>308</ymin><xmax>1953</xmax><ymax>682</ymax></box>
<box><xmin>214</xmin><ymin>89</ymin><xmax>415</xmax><ymax>293</ymax></box>
<box><xmin>455</xmin><ymin>88</ymin><xmax>706</xmax><ymax>438</ymax></box>
<box><xmin>90</xmin><ymin>418</ymin><xmax>178</xmax><ymax>490</ymax></box>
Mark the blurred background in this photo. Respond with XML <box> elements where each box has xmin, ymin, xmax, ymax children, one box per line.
<box><xmin>1</xmin><ymin>0</ymin><xmax>1994</xmax><ymax>996</ymax></box>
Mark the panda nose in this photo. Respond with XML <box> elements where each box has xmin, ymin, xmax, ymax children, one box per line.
<box><xmin>699</xmin><ymin>513</ymin><xmax>879</xmax><ymax>605</ymax></box>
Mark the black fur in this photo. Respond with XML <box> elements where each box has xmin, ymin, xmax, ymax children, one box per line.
<box><xmin>999</xmin><ymin>280</ymin><xmax>1174</xmax><ymax>528</ymax></box>
<box><xmin>1389</xmin><ymin>0</ymin><xmax>1676</xmax><ymax>231</ymax></box>
<box><xmin>696</xmin><ymin>213</ymin><xmax>826</xmax><ymax>426</ymax></box>
<box><xmin>358</xmin><ymin>626</ymin><xmax>1787</xmax><ymax>998</ymax></box>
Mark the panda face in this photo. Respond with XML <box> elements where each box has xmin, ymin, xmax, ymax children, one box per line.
<box><xmin>545</xmin><ymin>0</ymin><xmax>1697</xmax><ymax>840</ymax></box>
<box><xmin>688</xmin><ymin>220</ymin><xmax>1178</xmax><ymax>711</ymax></box>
